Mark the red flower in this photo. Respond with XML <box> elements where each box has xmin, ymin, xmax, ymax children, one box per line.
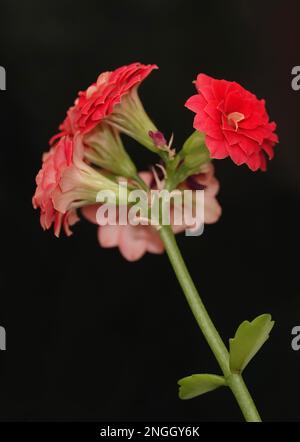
<box><xmin>51</xmin><ymin>62</ymin><xmax>157</xmax><ymax>142</ymax></box>
<box><xmin>185</xmin><ymin>74</ymin><xmax>279</xmax><ymax>171</ymax></box>
<box><xmin>32</xmin><ymin>136</ymin><xmax>79</xmax><ymax>236</ymax></box>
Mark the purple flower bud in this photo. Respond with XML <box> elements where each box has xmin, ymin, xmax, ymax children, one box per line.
<box><xmin>148</xmin><ymin>130</ymin><xmax>167</xmax><ymax>147</ymax></box>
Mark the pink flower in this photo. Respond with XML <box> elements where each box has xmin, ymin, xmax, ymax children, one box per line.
<box><xmin>33</xmin><ymin>135</ymin><xmax>122</xmax><ymax>236</ymax></box>
<box><xmin>32</xmin><ymin>135</ymin><xmax>80</xmax><ymax>236</ymax></box>
<box><xmin>82</xmin><ymin>164</ymin><xmax>221</xmax><ymax>261</ymax></box>
<box><xmin>185</xmin><ymin>74</ymin><xmax>279</xmax><ymax>171</ymax></box>
<box><xmin>51</xmin><ymin>62</ymin><xmax>157</xmax><ymax>142</ymax></box>
<box><xmin>178</xmin><ymin>163</ymin><xmax>221</xmax><ymax>225</ymax></box>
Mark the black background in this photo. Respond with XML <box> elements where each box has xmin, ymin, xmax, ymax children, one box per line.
<box><xmin>0</xmin><ymin>0</ymin><xmax>300</xmax><ymax>422</ymax></box>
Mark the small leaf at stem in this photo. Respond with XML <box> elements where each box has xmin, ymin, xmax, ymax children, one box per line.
<box><xmin>167</xmin><ymin>131</ymin><xmax>211</xmax><ymax>189</ymax></box>
<box><xmin>178</xmin><ymin>374</ymin><xmax>226</xmax><ymax>400</ymax></box>
<box><xmin>229</xmin><ymin>314</ymin><xmax>275</xmax><ymax>373</ymax></box>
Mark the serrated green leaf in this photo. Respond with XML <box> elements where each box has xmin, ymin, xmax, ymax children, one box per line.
<box><xmin>229</xmin><ymin>314</ymin><xmax>275</xmax><ymax>373</ymax></box>
<box><xmin>178</xmin><ymin>374</ymin><xmax>226</xmax><ymax>400</ymax></box>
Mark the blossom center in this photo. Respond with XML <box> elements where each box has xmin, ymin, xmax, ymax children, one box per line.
<box><xmin>227</xmin><ymin>112</ymin><xmax>245</xmax><ymax>131</ymax></box>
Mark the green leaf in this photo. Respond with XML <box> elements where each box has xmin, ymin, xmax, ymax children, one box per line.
<box><xmin>180</xmin><ymin>131</ymin><xmax>210</xmax><ymax>171</ymax></box>
<box><xmin>178</xmin><ymin>374</ymin><xmax>226</xmax><ymax>400</ymax></box>
<box><xmin>181</xmin><ymin>130</ymin><xmax>206</xmax><ymax>156</ymax></box>
<box><xmin>229</xmin><ymin>314</ymin><xmax>275</xmax><ymax>373</ymax></box>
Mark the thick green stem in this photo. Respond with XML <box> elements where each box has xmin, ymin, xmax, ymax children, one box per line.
<box><xmin>159</xmin><ymin>225</ymin><xmax>261</xmax><ymax>422</ymax></box>
<box><xmin>227</xmin><ymin>374</ymin><xmax>261</xmax><ymax>422</ymax></box>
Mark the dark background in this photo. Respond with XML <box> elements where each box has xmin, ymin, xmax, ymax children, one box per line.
<box><xmin>0</xmin><ymin>0</ymin><xmax>300</xmax><ymax>422</ymax></box>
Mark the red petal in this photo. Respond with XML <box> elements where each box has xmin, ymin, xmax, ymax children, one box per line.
<box><xmin>211</xmin><ymin>78</ymin><xmax>230</xmax><ymax>101</ymax></box>
<box><xmin>195</xmin><ymin>73</ymin><xmax>213</xmax><ymax>92</ymax></box>
<box><xmin>205</xmin><ymin>136</ymin><xmax>229</xmax><ymax>159</ymax></box>
<box><xmin>226</xmin><ymin>144</ymin><xmax>248</xmax><ymax>165</ymax></box>
<box><xmin>204</xmin><ymin>101</ymin><xmax>222</xmax><ymax>122</ymax></box>
<box><xmin>185</xmin><ymin>94</ymin><xmax>207</xmax><ymax>112</ymax></box>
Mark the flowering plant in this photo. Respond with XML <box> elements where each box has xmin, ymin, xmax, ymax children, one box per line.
<box><xmin>33</xmin><ymin>63</ymin><xmax>279</xmax><ymax>421</ymax></box>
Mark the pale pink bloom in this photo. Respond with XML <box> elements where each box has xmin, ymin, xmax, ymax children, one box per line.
<box><xmin>32</xmin><ymin>135</ymin><xmax>80</xmax><ymax>236</ymax></box>
<box><xmin>178</xmin><ymin>162</ymin><xmax>221</xmax><ymax>225</ymax></box>
<box><xmin>33</xmin><ymin>135</ymin><xmax>120</xmax><ymax>236</ymax></box>
<box><xmin>82</xmin><ymin>164</ymin><xmax>221</xmax><ymax>261</ymax></box>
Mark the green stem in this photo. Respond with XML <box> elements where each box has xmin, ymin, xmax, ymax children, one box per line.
<box><xmin>227</xmin><ymin>374</ymin><xmax>262</xmax><ymax>422</ymax></box>
<box><xmin>159</xmin><ymin>225</ymin><xmax>261</xmax><ymax>422</ymax></box>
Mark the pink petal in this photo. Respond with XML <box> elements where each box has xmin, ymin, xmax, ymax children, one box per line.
<box><xmin>143</xmin><ymin>228</ymin><xmax>165</xmax><ymax>254</ymax></box>
<box><xmin>204</xmin><ymin>195</ymin><xmax>222</xmax><ymax>224</ymax></box>
<box><xmin>98</xmin><ymin>224</ymin><xmax>121</xmax><ymax>248</ymax></box>
<box><xmin>118</xmin><ymin>225</ymin><xmax>149</xmax><ymax>261</ymax></box>
<box><xmin>81</xmin><ymin>204</ymin><xmax>100</xmax><ymax>224</ymax></box>
<box><xmin>138</xmin><ymin>171</ymin><xmax>153</xmax><ymax>187</ymax></box>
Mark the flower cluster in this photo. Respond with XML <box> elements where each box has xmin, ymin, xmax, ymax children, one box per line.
<box><xmin>81</xmin><ymin>163</ymin><xmax>221</xmax><ymax>261</ymax></box>
<box><xmin>185</xmin><ymin>74</ymin><xmax>278</xmax><ymax>171</ymax></box>
<box><xmin>33</xmin><ymin>63</ymin><xmax>158</xmax><ymax>237</ymax></box>
<box><xmin>33</xmin><ymin>64</ymin><xmax>278</xmax><ymax>259</ymax></box>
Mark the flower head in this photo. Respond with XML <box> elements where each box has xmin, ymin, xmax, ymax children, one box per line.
<box><xmin>32</xmin><ymin>135</ymin><xmax>79</xmax><ymax>236</ymax></box>
<box><xmin>33</xmin><ymin>135</ymin><xmax>122</xmax><ymax>236</ymax></box>
<box><xmin>185</xmin><ymin>74</ymin><xmax>279</xmax><ymax>171</ymax></box>
<box><xmin>51</xmin><ymin>62</ymin><xmax>158</xmax><ymax>151</ymax></box>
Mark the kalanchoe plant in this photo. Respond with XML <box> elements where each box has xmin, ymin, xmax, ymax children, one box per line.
<box><xmin>33</xmin><ymin>62</ymin><xmax>279</xmax><ymax>422</ymax></box>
